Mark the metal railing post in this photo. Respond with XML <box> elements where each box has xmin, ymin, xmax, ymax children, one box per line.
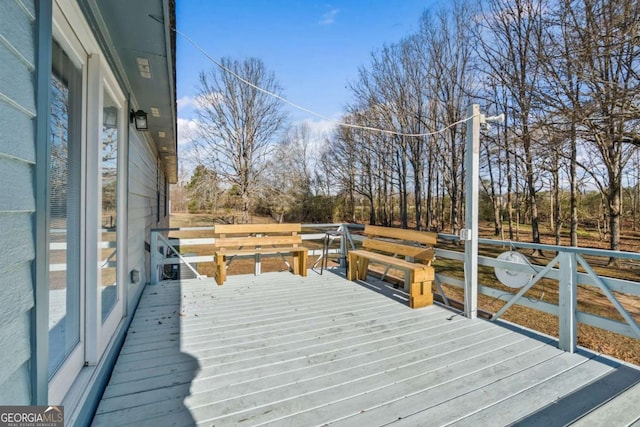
<box><xmin>463</xmin><ymin>104</ymin><xmax>480</xmax><ymax>319</ymax></box>
<box><xmin>558</xmin><ymin>250</ymin><xmax>578</xmax><ymax>352</ymax></box>
<box><xmin>150</xmin><ymin>229</ymin><xmax>159</xmax><ymax>285</ymax></box>
<box><xmin>339</xmin><ymin>224</ymin><xmax>348</xmax><ymax>268</ymax></box>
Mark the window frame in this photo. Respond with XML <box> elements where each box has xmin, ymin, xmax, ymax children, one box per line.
<box><xmin>48</xmin><ymin>2</ymin><xmax>89</xmax><ymax>402</ymax></box>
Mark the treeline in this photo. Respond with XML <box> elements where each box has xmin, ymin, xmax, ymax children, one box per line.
<box><xmin>172</xmin><ymin>162</ymin><xmax>640</xmax><ymax>242</ymax></box>
<box><xmin>177</xmin><ymin>0</ymin><xmax>640</xmax><ymax>254</ymax></box>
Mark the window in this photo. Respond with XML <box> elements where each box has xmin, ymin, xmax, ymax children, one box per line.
<box><xmin>48</xmin><ymin>39</ymin><xmax>83</xmax><ymax>379</ymax></box>
<box><xmin>100</xmin><ymin>89</ymin><xmax>119</xmax><ymax>322</ymax></box>
<box><xmin>47</xmin><ymin>3</ymin><xmax>127</xmax><ymax>403</ymax></box>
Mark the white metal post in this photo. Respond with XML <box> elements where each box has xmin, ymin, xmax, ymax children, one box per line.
<box><xmin>464</xmin><ymin>104</ymin><xmax>480</xmax><ymax>319</ymax></box>
<box><xmin>558</xmin><ymin>251</ymin><xmax>578</xmax><ymax>352</ymax></box>
<box><xmin>150</xmin><ymin>229</ymin><xmax>159</xmax><ymax>285</ymax></box>
<box><xmin>339</xmin><ymin>224</ymin><xmax>347</xmax><ymax>268</ymax></box>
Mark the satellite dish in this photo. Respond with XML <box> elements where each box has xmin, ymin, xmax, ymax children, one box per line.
<box><xmin>495</xmin><ymin>251</ymin><xmax>533</xmax><ymax>288</ymax></box>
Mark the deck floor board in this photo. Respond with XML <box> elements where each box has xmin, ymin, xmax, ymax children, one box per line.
<box><xmin>92</xmin><ymin>270</ymin><xmax>640</xmax><ymax>426</ymax></box>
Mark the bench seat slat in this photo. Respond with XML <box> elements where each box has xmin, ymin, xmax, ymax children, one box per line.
<box><xmin>348</xmin><ymin>250</ymin><xmax>434</xmax><ymax>282</ymax></box>
<box><xmin>217</xmin><ymin>246</ymin><xmax>308</xmax><ymax>256</ymax></box>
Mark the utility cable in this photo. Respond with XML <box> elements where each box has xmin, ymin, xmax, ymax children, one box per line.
<box><xmin>173</xmin><ymin>26</ymin><xmax>477</xmax><ymax>138</ymax></box>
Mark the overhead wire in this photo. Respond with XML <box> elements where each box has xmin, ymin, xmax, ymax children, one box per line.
<box><xmin>173</xmin><ymin>26</ymin><xmax>478</xmax><ymax>138</ymax></box>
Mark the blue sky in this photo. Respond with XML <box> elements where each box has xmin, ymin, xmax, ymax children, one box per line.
<box><xmin>176</xmin><ymin>1</ymin><xmax>439</xmax><ymax>149</ymax></box>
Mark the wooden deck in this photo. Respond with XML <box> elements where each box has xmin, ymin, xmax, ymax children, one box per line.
<box><xmin>92</xmin><ymin>270</ymin><xmax>640</xmax><ymax>426</ymax></box>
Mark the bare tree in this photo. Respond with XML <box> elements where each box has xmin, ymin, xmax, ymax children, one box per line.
<box><xmin>329</xmin><ymin>117</ymin><xmax>360</xmax><ymax>223</ymax></box>
<box><xmin>260</xmin><ymin>124</ymin><xmax>314</xmax><ymax>222</ymax></box>
<box><xmin>477</xmin><ymin>0</ymin><xmax>546</xmax><ymax>252</ymax></box>
<box><xmin>536</xmin><ymin>0</ymin><xmax>586</xmax><ymax>246</ymax></box>
<box><xmin>186</xmin><ymin>165</ymin><xmax>223</xmax><ymax>214</ymax></box>
<box><xmin>421</xmin><ymin>3</ymin><xmax>476</xmax><ymax>235</ymax></box>
<box><xmin>194</xmin><ymin>57</ymin><xmax>287</xmax><ymax>223</ymax></box>
<box><xmin>566</xmin><ymin>0</ymin><xmax>639</xmax><ymax>259</ymax></box>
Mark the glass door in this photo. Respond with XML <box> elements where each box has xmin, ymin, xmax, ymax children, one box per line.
<box><xmin>48</xmin><ymin>36</ymin><xmax>85</xmax><ymax>403</ymax></box>
<box><xmin>48</xmin><ymin>1</ymin><xmax>128</xmax><ymax>403</ymax></box>
<box><xmin>100</xmin><ymin>89</ymin><xmax>119</xmax><ymax>322</ymax></box>
<box><xmin>96</xmin><ymin>78</ymin><xmax>126</xmax><ymax>357</ymax></box>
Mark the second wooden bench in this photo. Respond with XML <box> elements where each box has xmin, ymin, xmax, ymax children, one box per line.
<box><xmin>347</xmin><ymin>225</ymin><xmax>436</xmax><ymax>308</ymax></box>
<box><xmin>214</xmin><ymin>223</ymin><xmax>308</xmax><ymax>285</ymax></box>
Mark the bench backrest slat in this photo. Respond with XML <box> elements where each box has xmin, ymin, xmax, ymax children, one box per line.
<box><xmin>214</xmin><ymin>223</ymin><xmax>303</xmax><ymax>249</ymax></box>
<box><xmin>362</xmin><ymin>239</ymin><xmax>434</xmax><ymax>262</ymax></box>
<box><xmin>215</xmin><ymin>223</ymin><xmax>301</xmax><ymax>235</ymax></box>
<box><xmin>364</xmin><ymin>225</ymin><xmax>437</xmax><ymax>245</ymax></box>
<box><xmin>215</xmin><ymin>235</ymin><xmax>301</xmax><ymax>249</ymax></box>
<box><xmin>360</xmin><ymin>225</ymin><xmax>437</xmax><ymax>265</ymax></box>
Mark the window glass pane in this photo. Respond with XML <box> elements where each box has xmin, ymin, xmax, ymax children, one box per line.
<box><xmin>49</xmin><ymin>40</ymin><xmax>82</xmax><ymax>378</ymax></box>
<box><xmin>100</xmin><ymin>89</ymin><xmax>119</xmax><ymax>322</ymax></box>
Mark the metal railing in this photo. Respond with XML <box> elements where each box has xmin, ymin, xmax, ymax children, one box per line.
<box><xmin>149</xmin><ymin>223</ymin><xmax>363</xmax><ymax>284</ymax></box>
<box><xmin>432</xmin><ymin>234</ymin><xmax>640</xmax><ymax>352</ymax></box>
<box><xmin>149</xmin><ymin>223</ymin><xmax>640</xmax><ymax>354</ymax></box>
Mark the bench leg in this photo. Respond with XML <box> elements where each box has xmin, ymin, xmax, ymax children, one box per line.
<box><xmin>215</xmin><ymin>254</ymin><xmax>226</xmax><ymax>286</ymax></box>
<box><xmin>347</xmin><ymin>253</ymin><xmax>370</xmax><ymax>281</ymax></box>
<box><xmin>347</xmin><ymin>253</ymin><xmax>358</xmax><ymax>280</ymax></box>
<box><xmin>299</xmin><ymin>251</ymin><xmax>308</xmax><ymax>277</ymax></box>
<box><xmin>410</xmin><ymin>281</ymin><xmax>433</xmax><ymax>308</ymax></box>
<box><xmin>292</xmin><ymin>252</ymin><xmax>300</xmax><ymax>275</ymax></box>
<box><xmin>404</xmin><ymin>271</ymin><xmax>413</xmax><ymax>292</ymax></box>
<box><xmin>290</xmin><ymin>251</ymin><xmax>307</xmax><ymax>277</ymax></box>
<box><xmin>357</xmin><ymin>258</ymin><xmax>369</xmax><ymax>280</ymax></box>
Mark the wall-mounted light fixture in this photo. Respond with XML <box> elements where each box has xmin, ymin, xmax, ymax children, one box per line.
<box><xmin>130</xmin><ymin>269</ymin><xmax>141</xmax><ymax>284</ymax></box>
<box><xmin>129</xmin><ymin>109</ymin><xmax>148</xmax><ymax>130</ymax></box>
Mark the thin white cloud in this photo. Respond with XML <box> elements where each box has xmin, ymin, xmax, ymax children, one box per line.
<box><xmin>178</xmin><ymin>93</ymin><xmax>224</xmax><ymax>115</ymax></box>
<box><xmin>300</xmin><ymin>118</ymin><xmax>336</xmax><ymax>137</ymax></box>
<box><xmin>319</xmin><ymin>8</ymin><xmax>339</xmax><ymax>25</ymax></box>
<box><xmin>296</xmin><ymin>118</ymin><xmax>337</xmax><ymax>158</ymax></box>
<box><xmin>177</xmin><ymin>117</ymin><xmax>199</xmax><ymax>146</ymax></box>
<box><xmin>194</xmin><ymin>92</ymin><xmax>223</xmax><ymax>108</ymax></box>
<box><xmin>177</xmin><ymin>96</ymin><xmax>195</xmax><ymax>109</ymax></box>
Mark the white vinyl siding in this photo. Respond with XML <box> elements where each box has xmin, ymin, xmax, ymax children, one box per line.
<box><xmin>0</xmin><ymin>0</ymin><xmax>37</xmax><ymax>403</ymax></box>
<box><xmin>127</xmin><ymin>130</ymin><xmax>167</xmax><ymax>307</ymax></box>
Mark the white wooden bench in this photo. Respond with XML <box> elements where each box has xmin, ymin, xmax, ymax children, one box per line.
<box><xmin>214</xmin><ymin>223</ymin><xmax>308</xmax><ymax>285</ymax></box>
<box><xmin>347</xmin><ymin>225</ymin><xmax>436</xmax><ymax>308</ymax></box>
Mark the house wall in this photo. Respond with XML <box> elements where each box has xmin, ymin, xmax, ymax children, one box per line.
<box><xmin>0</xmin><ymin>0</ymin><xmax>37</xmax><ymax>404</ymax></box>
<box><xmin>128</xmin><ymin>129</ymin><xmax>168</xmax><ymax>308</ymax></box>
<box><xmin>0</xmin><ymin>0</ymin><xmax>173</xmax><ymax>415</ymax></box>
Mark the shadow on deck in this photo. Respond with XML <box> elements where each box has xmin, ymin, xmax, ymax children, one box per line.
<box><xmin>92</xmin><ymin>269</ymin><xmax>640</xmax><ymax>426</ymax></box>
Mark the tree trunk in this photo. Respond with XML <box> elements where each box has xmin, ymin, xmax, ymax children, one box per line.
<box><xmin>414</xmin><ymin>165</ymin><xmax>423</xmax><ymax>231</ymax></box>
<box><xmin>397</xmin><ymin>144</ymin><xmax>408</xmax><ymax>229</ymax></box>
<box><xmin>570</xmin><ymin>123</ymin><xmax>578</xmax><ymax>246</ymax></box>
<box><xmin>553</xmin><ymin>166</ymin><xmax>561</xmax><ymax>246</ymax></box>
<box><xmin>368</xmin><ymin>194</ymin><xmax>376</xmax><ymax>225</ymax></box>
<box><xmin>426</xmin><ymin>148</ymin><xmax>434</xmax><ymax>231</ymax></box>
<box><xmin>524</xmin><ymin>129</ymin><xmax>542</xmax><ymax>255</ymax></box>
<box><xmin>241</xmin><ymin>189</ymin><xmax>250</xmax><ymax>224</ymax></box>
<box><xmin>608</xmin><ymin>182</ymin><xmax>622</xmax><ymax>266</ymax></box>
<box><xmin>506</xmin><ymin>147</ymin><xmax>514</xmax><ymax>241</ymax></box>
